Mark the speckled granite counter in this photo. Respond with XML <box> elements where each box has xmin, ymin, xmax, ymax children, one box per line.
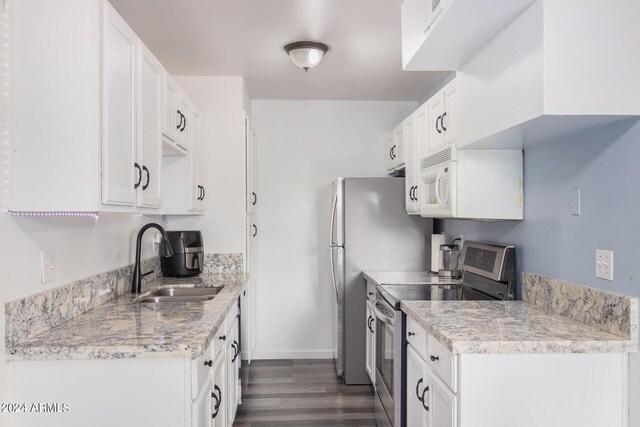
<box><xmin>362</xmin><ymin>270</ymin><xmax>461</xmax><ymax>285</ymax></box>
<box><xmin>6</xmin><ymin>273</ymin><xmax>248</xmax><ymax>361</ymax></box>
<box><xmin>402</xmin><ymin>300</ymin><xmax>636</xmax><ymax>354</ymax></box>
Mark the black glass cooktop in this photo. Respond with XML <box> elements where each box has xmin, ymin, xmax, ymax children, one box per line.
<box><xmin>378</xmin><ymin>281</ymin><xmax>499</xmax><ymax>310</ymax></box>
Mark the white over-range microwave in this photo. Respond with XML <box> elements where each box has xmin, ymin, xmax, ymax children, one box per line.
<box><xmin>418</xmin><ymin>147</ymin><xmax>524</xmax><ymax>220</ymax></box>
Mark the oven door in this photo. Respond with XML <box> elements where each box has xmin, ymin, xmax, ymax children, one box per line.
<box><xmin>373</xmin><ymin>298</ymin><xmax>400</xmax><ymax>426</ymax></box>
<box><xmin>419</xmin><ymin>161</ymin><xmax>456</xmax><ymax>218</ymax></box>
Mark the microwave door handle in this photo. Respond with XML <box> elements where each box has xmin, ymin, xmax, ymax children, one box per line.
<box><xmin>434</xmin><ymin>169</ymin><xmax>444</xmax><ymax>210</ymax></box>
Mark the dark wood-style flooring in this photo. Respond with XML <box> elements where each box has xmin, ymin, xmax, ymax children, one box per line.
<box><xmin>234</xmin><ymin>359</ymin><xmax>377</xmax><ymax>426</ymax></box>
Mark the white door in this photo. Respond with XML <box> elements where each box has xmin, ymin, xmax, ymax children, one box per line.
<box><xmin>443</xmin><ymin>80</ymin><xmax>457</xmax><ymax>147</ymax></box>
<box><xmin>101</xmin><ymin>3</ymin><xmax>138</xmax><ymax>206</ymax></box>
<box><xmin>192</xmin><ymin>374</ymin><xmax>213</xmax><ymax>427</ymax></box>
<box><xmin>176</xmin><ymin>96</ymin><xmax>190</xmax><ymax>150</ymax></box>
<box><xmin>384</xmin><ymin>132</ymin><xmax>395</xmax><ymax>172</ymax></box>
<box><xmin>211</xmin><ymin>352</ymin><xmax>227</xmax><ymax>427</ymax></box>
<box><xmin>407</xmin><ymin>346</ymin><xmax>430</xmax><ymax>427</ymax></box>
<box><xmin>428</xmin><ymin>91</ymin><xmax>446</xmax><ymax>156</ymax></box>
<box><xmin>227</xmin><ymin>318</ymin><xmax>240</xmax><ymax>426</ymax></box>
<box><xmin>393</xmin><ymin>123</ymin><xmax>405</xmax><ymax>168</ymax></box>
<box><xmin>137</xmin><ymin>46</ymin><xmax>163</xmax><ymax>208</ymax></box>
<box><xmin>404</xmin><ymin>113</ymin><xmax>419</xmax><ymax>214</ymax></box>
<box><xmin>428</xmin><ymin>369</ymin><xmax>457</xmax><ymax>427</ymax></box>
<box><xmin>163</xmin><ymin>77</ymin><xmax>180</xmax><ymax>142</ymax></box>
<box><xmin>365</xmin><ymin>300</ymin><xmax>374</xmax><ymax>383</ymax></box>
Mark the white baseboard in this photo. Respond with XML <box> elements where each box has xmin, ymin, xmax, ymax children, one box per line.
<box><xmin>251</xmin><ymin>349</ymin><xmax>334</xmax><ymax>360</ymax></box>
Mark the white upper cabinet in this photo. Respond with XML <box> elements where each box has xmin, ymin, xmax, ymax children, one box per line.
<box><xmin>137</xmin><ymin>46</ymin><xmax>164</xmax><ymax>209</ymax></box>
<box><xmin>8</xmin><ymin>0</ymin><xmax>206</xmax><ymax>214</ymax></box>
<box><xmin>401</xmin><ymin>0</ymin><xmax>536</xmax><ymax>70</ymax></box>
<box><xmin>386</xmin><ymin>123</ymin><xmax>406</xmax><ymax>174</ymax></box>
<box><xmin>101</xmin><ymin>2</ymin><xmax>138</xmax><ymax>206</ymax></box>
<box><xmin>384</xmin><ymin>133</ymin><xmax>395</xmax><ymax>173</ymax></box>
<box><xmin>245</xmin><ymin>113</ymin><xmax>257</xmax><ymax>215</ymax></box>
<box><xmin>455</xmin><ymin>0</ymin><xmax>640</xmax><ymax>148</ymax></box>
<box><xmin>188</xmin><ymin>108</ymin><xmax>207</xmax><ymax>213</ymax></box>
<box><xmin>404</xmin><ymin>113</ymin><xmax>420</xmax><ymax>215</ymax></box>
<box><xmin>427</xmin><ymin>80</ymin><xmax>456</xmax><ymax>156</ymax></box>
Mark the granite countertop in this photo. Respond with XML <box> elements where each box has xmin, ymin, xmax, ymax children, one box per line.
<box><xmin>6</xmin><ymin>273</ymin><xmax>248</xmax><ymax>362</ymax></box>
<box><xmin>362</xmin><ymin>270</ymin><xmax>461</xmax><ymax>285</ymax></box>
<box><xmin>402</xmin><ymin>300</ymin><xmax>637</xmax><ymax>354</ymax></box>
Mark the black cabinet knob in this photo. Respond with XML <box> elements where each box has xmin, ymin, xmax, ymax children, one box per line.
<box><xmin>204</xmin><ymin>360</ymin><xmax>213</xmax><ymax>367</ymax></box>
<box><xmin>408</xmin><ymin>332</ymin><xmax>415</xmax><ymax>337</ymax></box>
<box><xmin>219</xmin><ymin>335</ymin><xmax>226</xmax><ymax>341</ymax></box>
<box><xmin>430</xmin><ymin>355</ymin><xmax>439</xmax><ymax>362</ymax></box>
<box><xmin>368</xmin><ymin>292</ymin><xmax>374</xmax><ymax>296</ymax></box>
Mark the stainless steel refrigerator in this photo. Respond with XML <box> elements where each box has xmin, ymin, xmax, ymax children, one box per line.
<box><xmin>330</xmin><ymin>177</ymin><xmax>433</xmax><ymax>384</ymax></box>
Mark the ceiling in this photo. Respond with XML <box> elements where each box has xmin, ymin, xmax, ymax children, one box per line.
<box><xmin>109</xmin><ymin>0</ymin><xmax>449</xmax><ymax>101</ymax></box>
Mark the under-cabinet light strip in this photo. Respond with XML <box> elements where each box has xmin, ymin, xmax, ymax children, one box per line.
<box><xmin>7</xmin><ymin>211</ymin><xmax>100</xmax><ymax>218</ymax></box>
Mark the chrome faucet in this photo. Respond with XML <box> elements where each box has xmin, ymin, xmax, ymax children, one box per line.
<box><xmin>131</xmin><ymin>223</ymin><xmax>174</xmax><ymax>294</ymax></box>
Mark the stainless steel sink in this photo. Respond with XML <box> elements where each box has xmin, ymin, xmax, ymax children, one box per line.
<box><xmin>135</xmin><ymin>286</ymin><xmax>224</xmax><ymax>304</ymax></box>
<box><xmin>150</xmin><ymin>287</ymin><xmax>223</xmax><ymax>297</ymax></box>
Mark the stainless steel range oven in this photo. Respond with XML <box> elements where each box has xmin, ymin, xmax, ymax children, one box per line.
<box><xmin>373</xmin><ymin>241</ymin><xmax>516</xmax><ymax>427</ymax></box>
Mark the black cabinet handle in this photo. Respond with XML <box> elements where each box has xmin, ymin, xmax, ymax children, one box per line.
<box><xmin>212</xmin><ymin>384</ymin><xmax>222</xmax><ymax>418</ymax></box>
<box><xmin>391</xmin><ymin>145</ymin><xmax>397</xmax><ymax>159</ymax></box>
<box><xmin>436</xmin><ymin>115</ymin><xmax>442</xmax><ymax>134</ymax></box>
<box><xmin>134</xmin><ymin>163</ymin><xmax>142</xmax><ymax>189</ymax></box>
<box><xmin>368</xmin><ymin>316</ymin><xmax>375</xmax><ymax>333</ymax></box>
<box><xmin>201</xmin><ymin>186</ymin><xmax>205</xmax><ymax>201</ymax></box>
<box><xmin>252</xmin><ymin>224</ymin><xmax>257</xmax><ymax>237</ymax></box>
<box><xmin>413</xmin><ymin>186</ymin><xmax>418</xmax><ymax>201</ymax></box>
<box><xmin>142</xmin><ymin>166</ymin><xmax>150</xmax><ymax>190</ymax></box>
<box><xmin>197</xmin><ymin>185</ymin><xmax>202</xmax><ymax>201</ymax></box>
<box><xmin>219</xmin><ymin>335</ymin><xmax>226</xmax><ymax>341</ymax></box>
<box><xmin>252</xmin><ymin>192</ymin><xmax>257</xmax><ymax>206</ymax></box>
<box><xmin>416</xmin><ymin>378</ymin><xmax>424</xmax><ymax>402</ymax></box>
<box><xmin>180</xmin><ymin>112</ymin><xmax>187</xmax><ymax>132</ymax></box>
<box><xmin>441</xmin><ymin>112</ymin><xmax>448</xmax><ymax>132</ymax></box>
<box><xmin>389</xmin><ymin>146</ymin><xmax>394</xmax><ymax>160</ymax></box>
<box><xmin>430</xmin><ymin>355</ymin><xmax>439</xmax><ymax>362</ymax></box>
<box><xmin>409</xmin><ymin>186</ymin><xmax>416</xmax><ymax>201</ymax></box>
<box><xmin>232</xmin><ymin>341</ymin><xmax>239</xmax><ymax>362</ymax></box>
<box><xmin>204</xmin><ymin>360</ymin><xmax>213</xmax><ymax>367</ymax></box>
<box><xmin>421</xmin><ymin>386</ymin><xmax>430</xmax><ymax>411</ymax></box>
<box><xmin>177</xmin><ymin>110</ymin><xmax>183</xmax><ymax>130</ymax></box>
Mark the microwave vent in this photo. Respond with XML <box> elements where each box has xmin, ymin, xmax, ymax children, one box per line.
<box><xmin>421</xmin><ymin>147</ymin><xmax>452</xmax><ymax>170</ymax></box>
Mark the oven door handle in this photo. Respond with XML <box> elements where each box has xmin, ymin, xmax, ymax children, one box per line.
<box><xmin>373</xmin><ymin>301</ymin><xmax>395</xmax><ymax>326</ymax></box>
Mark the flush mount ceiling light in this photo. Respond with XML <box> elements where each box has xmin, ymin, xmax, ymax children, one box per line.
<box><xmin>284</xmin><ymin>41</ymin><xmax>329</xmax><ymax>72</ymax></box>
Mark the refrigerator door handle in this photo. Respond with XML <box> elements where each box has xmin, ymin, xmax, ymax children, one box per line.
<box><xmin>330</xmin><ymin>192</ymin><xmax>338</xmax><ymax>246</ymax></box>
<box><xmin>330</xmin><ymin>248</ymin><xmax>339</xmax><ymax>300</ymax></box>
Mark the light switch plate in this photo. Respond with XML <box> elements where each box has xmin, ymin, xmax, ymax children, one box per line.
<box><xmin>595</xmin><ymin>249</ymin><xmax>613</xmax><ymax>281</ymax></box>
<box><xmin>41</xmin><ymin>250</ymin><xmax>56</xmax><ymax>283</ymax></box>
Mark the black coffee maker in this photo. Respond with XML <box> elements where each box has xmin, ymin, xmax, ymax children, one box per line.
<box><xmin>161</xmin><ymin>231</ymin><xmax>204</xmax><ymax>277</ymax></box>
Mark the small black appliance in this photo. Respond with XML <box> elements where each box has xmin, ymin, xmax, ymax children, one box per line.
<box><xmin>161</xmin><ymin>230</ymin><xmax>204</xmax><ymax>277</ymax></box>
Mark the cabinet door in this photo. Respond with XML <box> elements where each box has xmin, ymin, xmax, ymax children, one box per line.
<box><xmin>177</xmin><ymin>96</ymin><xmax>190</xmax><ymax>150</ymax></box>
<box><xmin>393</xmin><ymin>123</ymin><xmax>405</xmax><ymax>168</ymax></box>
<box><xmin>415</xmin><ymin>103</ymin><xmax>429</xmax><ymax>210</ymax></box>
<box><xmin>443</xmin><ymin>80</ymin><xmax>457</xmax><ymax>147</ymax></box>
<box><xmin>384</xmin><ymin>133</ymin><xmax>395</xmax><ymax>172</ymax></box>
<box><xmin>407</xmin><ymin>346</ymin><xmax>430</xmax><ymax>427</ymax></box>
<box><xmin>163</xmin><ymin>77</ymin><xmax>180</xmax><ymax>142</ymax></box>
<box><xmin>246</xmin><ymin>113</ymin><xmax>258</xmax><ymax>215</ymax></box>
<box><xmin>197</xmin><ymin>115</ymin><xmax>207</xmax><ymax>209</ymax></box>
<box><xmin>404</xmin><ymin>113</ymin><xmax>418</xmax><ymax>214</ymax></box>
<box><xmin>243</xmin><ymin>215</ymin><xmax>257</xmax><ymax>362</ymax></box>
<box><xmin>211</xmin><ymin>351</ymin><xmax>227</xmax><ymax>427</ymax></box>
<box><xmin>427</xmin><ymin>91</ymin><xmax>446</xmax><ymax>156</ymax></box>
<box><xmin>101</xmin><ymin>3</ymin><xmax>138</xmax><ymax>206</ymax></box>
<box><xmin>227</xmin><ymin>318</ymin><xmax>240</xmax><ymax>426</ymax></box>
<box><xmin>137</xmin><ymin>46</ymin><xmax>163</xmax><ymax>208</ymax></box>
<box><xmin>428</xmin><ymin>369</ymin><xmax>457</xmax><ymax>427</ymax></box>
<box><xmin>192</xmin><ymin>374</ymin><xmax>213</xmax><ymax>427</ymax></box>
<box><xmin>188</xmin><ymin>109</ymin><xmax>206</xmax><ymax>212</ymax></box>
<box><xmin>365</xmin><ymin>301</ymin><xmax>374</xmax><ymax>383</ymax></box>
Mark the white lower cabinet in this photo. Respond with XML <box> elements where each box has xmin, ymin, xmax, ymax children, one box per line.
<box><xmin>11</xmin><ymin>299</ymin><xmax>242</xmax><ymax>427</ymax></box>
<box><xmin>403</xmin><ymin>316</ymin><xmax>629</xmax><ymax>427</ymax></box>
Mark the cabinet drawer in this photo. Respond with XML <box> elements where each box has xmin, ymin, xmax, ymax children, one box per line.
<box><xmin>427</xmin><ymin>335</ymin><xmax>457</xmax><ymax>392</ymax></box>
<box><xmin>406</xmin><ymin>316</ymin><xmax>427</xmax><ymax>358</ymax></box>
<box><xmin>366</xmin><ymin>280</ymin><xmax>377</xmax><ymax>302</ymax></box>
<box><xmin>191</xmin><ymin>346</ymin><xmax>214</xmax><ymax>399</ymax></box>
<box><xmin>212</xmin><ymin>301</ymin><xmax>239</xmax><ymax>360</ymax></box>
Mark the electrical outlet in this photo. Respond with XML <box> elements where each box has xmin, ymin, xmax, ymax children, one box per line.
<box><xmin>41</xmin><ymin>250</ymin><xmax>56</xmax><ymax>283</ymax></box>
<box><xmin>595</xmin><ymin>249</ymin><xmax>613</xmax><ymax>281</ymax></box>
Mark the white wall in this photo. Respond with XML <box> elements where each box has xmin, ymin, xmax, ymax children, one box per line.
<box><xmin>164</xmin><ymin>76</ymin><xmax>247</xmax><ymax>255</ymax></box>
<box><xmin>251</xmin><ymin>100</ymin><xmax>418</xmax><ymax>358</ymax></box>
<box><xmin>0</xmin><ymin>214</ymin><xmax>159</xmax><ymax>403</ymax></box>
